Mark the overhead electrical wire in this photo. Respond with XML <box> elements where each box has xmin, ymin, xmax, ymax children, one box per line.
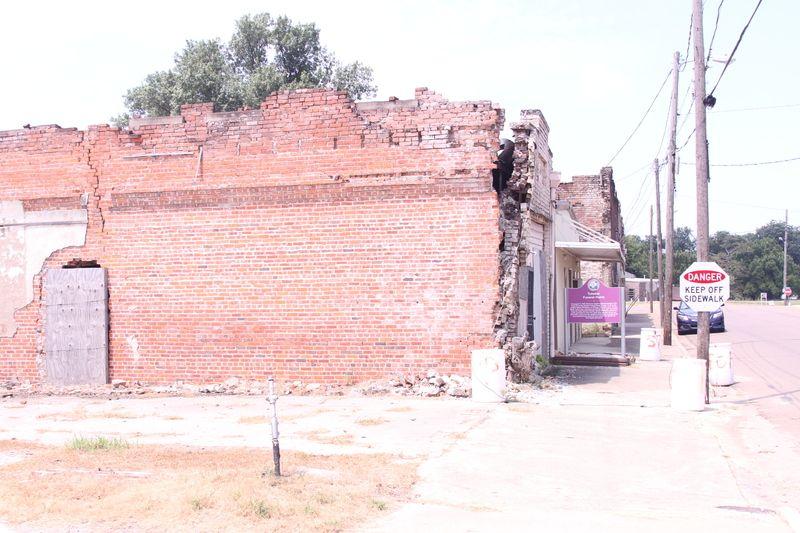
<box><xmin>623</xmin><ymin>168</ymin><xmax>652</xmax><ymax>221</ymax></box>
<box><xmin>676</xmin><ymin>128</ymin><xmax>696</xmax><ymax>154</ymax></box>
<box><xmin>706</xmin><ymin>0</ymin><xmax>726</xmax><ymax>64</ymax></box>
<box><xmin>707</xmin><ymin>0</ymin><xmax>765</xmax><ymax>99</ymax></box>
<box><xmin>711</xmin><ymin>103</ymin><xmax>800</xmax><ymax>113</ymax></box>
<box><xmin>616</xmin><ymin>161</ymin><xmax>653</xmax><ymax>182</ymax></box>
<box><xmin>681</xmin><ymin>155</ymin><xmax>800</xmax><ymax>167</ymax></box>
<box><xmin>681</xmin><ymin>14</ymin><xmax>693</xmax><ymax>72</ymax></box>
<box><xmin>675</xmin><ymin>194</ymin><xmax>800</xmax><ymax>213</ymax></box>
<box><xmin>606</xmin><ymin>69</ymin><xmax>672</xmax><ymax>165</ymax></box>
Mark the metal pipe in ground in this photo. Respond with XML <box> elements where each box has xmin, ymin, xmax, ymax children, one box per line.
<box><xmin>267</xmin><ymin>377</ymin><xmax>281</xmax><ymax>477</ymax></box>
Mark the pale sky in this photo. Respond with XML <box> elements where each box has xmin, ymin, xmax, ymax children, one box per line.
<box><xmin>1</xmin><ymin>0</ymin><xmax>797</xmax><ymax>237</ymax></box>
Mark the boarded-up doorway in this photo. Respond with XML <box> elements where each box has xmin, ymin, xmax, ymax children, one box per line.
<box><xmin>43</xmin><ymin>267</ymin><xmax>108</xmax><ymax>385</ymax></box>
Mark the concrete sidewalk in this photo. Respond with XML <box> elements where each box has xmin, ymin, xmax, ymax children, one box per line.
<box><xmin>364</xmin><ymin>329</ymin><xmax>799</xmax><ymax>532</ymax></box>
<box><xmin>2</xmin><ymin>329</ymin><xmax>798</xmax><ymax>531</ymax></box>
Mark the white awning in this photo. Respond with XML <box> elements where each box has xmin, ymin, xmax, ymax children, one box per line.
<box><xmin>554</xmin><ymin>213</ymin><xmax>624</xmax><ymax>263</ymax></box>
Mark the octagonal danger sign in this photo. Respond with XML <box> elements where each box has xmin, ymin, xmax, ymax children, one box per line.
<box><xmin>679</xmin><ymin>261</ymin><xmax>730</xmax><ymax>312</ymax></box>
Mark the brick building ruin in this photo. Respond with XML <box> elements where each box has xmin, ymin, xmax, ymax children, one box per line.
<box><xmin>0</xmin><ymin>87</ymin><xmax>569</xmax><ymax>387</ymax></box>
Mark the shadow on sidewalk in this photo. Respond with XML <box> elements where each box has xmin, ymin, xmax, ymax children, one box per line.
<box><xmin>552</xmin><ymin>307</ymin><xmax>658</xmax><ymax>385</ymax></box>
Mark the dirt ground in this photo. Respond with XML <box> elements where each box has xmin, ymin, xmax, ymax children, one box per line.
<box><xmin>0</xmin><ymin>439</ymin><xmax>415</xmax><ymax>532</ymax></box>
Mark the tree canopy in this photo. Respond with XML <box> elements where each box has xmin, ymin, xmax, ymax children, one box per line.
<box><xmin>114</xmin><ymin>13</ymin><xmax>376</xmax><ymax>125</ymax></box>
<box><xmin>624</xmin><ymin>225</ymin><xmax>695</xmax><ymax>285</ymax></box>
<box><xmin>625</xmin><ymin>220</ymin><xmax>800</xmax><ymax>300</ymax></box>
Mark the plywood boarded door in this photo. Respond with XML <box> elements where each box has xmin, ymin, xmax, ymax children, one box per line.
<box><xmin>43</xmin><ymin>268</ymin><xmax>108</xmax><ymax>385</ymax></box>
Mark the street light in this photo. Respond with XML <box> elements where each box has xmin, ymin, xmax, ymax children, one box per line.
<box><xmin>779</xmin><ymin>209</ymin><xmax>789</xmax><ymax>306</ymax></box>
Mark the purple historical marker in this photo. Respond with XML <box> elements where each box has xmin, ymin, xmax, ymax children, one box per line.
<box><xmin>567</xmin><ymin>278</ymin><xmax>622</xmax><ymax>324</ymax></box>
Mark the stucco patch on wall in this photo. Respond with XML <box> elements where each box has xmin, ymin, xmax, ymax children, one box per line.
<box><xmin>0</xmin><ymin>201</ymin><xmax>87</xmax><ymax>337</ymax></box>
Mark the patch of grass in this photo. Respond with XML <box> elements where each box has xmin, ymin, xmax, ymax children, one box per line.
<box><xmin>356</xmin><ymin>417</ymin><xmax>387</xmax><ymax>426</ymax></box>
<box><xmin>307</xmin><ymin>433</ymin><xmax>355</xmax><ymax>446</ymax></box>
<box><xmin>238</xmin><ymin>415</ymin><xmax>267</xmax><ymax>425</ymax></box>
<box><xmin>68</xmin><ymin>436</ymin><xmax>130</xmax><ymax>451</ymax></box>
<box><xmin>0</xmin><ymin>442</ymin><xmax>416</xmax><ymax>532</ymax></box>
<box><xmin>243</xmin><ymin>499</ymin><xmax>271</xmax><ymax>519</ymax></box>
<box><xmin>190</xmin><ymin>495</ymin><xmax>214</xmax><ymax>511</ymax></box>
<box><xmin>372</xmin><ymin>500</ymin><xmax>388</xmax><ymax>511</ymax></box>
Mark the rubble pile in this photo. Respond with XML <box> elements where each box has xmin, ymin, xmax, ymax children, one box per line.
<box><xmin>357</xmin><ymin>370</ymin><xmax>471</xmax><ymax>397</ymax></box>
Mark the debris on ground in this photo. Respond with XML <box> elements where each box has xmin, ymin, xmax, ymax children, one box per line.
<box><xmin>2</xmin><ymin>368</ymin><xmax>564</xmax><ymax>402</ymax></box>
<box><xmin>355</xmin><ymin>370</ymin><xmax>472</xmax><ymax>398</ymax></box>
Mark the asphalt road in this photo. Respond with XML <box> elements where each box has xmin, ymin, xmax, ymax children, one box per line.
<box><xmin>677</xmin><ymin>302</ymin><xmax>800</xmax><ymax>441</ymax></box>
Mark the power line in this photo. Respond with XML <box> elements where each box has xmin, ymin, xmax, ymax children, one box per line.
<box><xmin>675</xmin><ymin>194</ymin><xmax>800</xmax><ymax>213</ymax></box>
<box><xmin>607</xmin><ymin>69</ymin><xmax>672</xmax><ymax>165</ymax></box>
<box><xmin>627</xmin><ymin>178</ymin><xmax>657</xmax><ymax>229</ymax></box>
<box><xmin>681</xmin><ymin>103</ymin><xmax>800</xmax><ymax>115</ymax></box>
<box><xmin>706</xmin><ymin>0</ymin><xmax>726</xmax><ymax>64</ymax></box>
<box><xmin>624</xmin><ymin>159</ymin><xmax>666</xmax><ymax>227</ymax></box>
<box><xmin>681</xmin><ymin>14</ymin><xmax>693</xmax><ymax>72</ymax></box>
<box><xmin>676</xmin><ymin>127</ymin><xmax>696</xmax><ymax>153</ymax></box>
<box><xmin>681</xmin><ymin>155</ymin><xmax>800</xmax><ymax>167</ymax></box>
<box><xmin>654</xmin><ymin>94</ymin><xmax>672</xmax><ymax>159</ymax></box>
<box><xmin>707</xmin><ymin>0</ymin><xmax>765</xmax><ymax>99</ymax></box>
<box><xmin>616</xmin><ymin>161</ymin><xmax>653</xmax><ymax>182</ymax></box>
<box><xmin>711</xmin><ymin>103</ymin><xmax>800</xmax><ymax>113</ymax></box>
<box><xmin>623</xmin><ymin>168</ymin><xmax>652</xmax><ymax>221</ymax></box>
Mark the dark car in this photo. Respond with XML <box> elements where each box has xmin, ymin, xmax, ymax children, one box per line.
<box><xmin>674</xmin><ymin>301</ymin><xmax>725</xmax><ymax>335</ymax></box>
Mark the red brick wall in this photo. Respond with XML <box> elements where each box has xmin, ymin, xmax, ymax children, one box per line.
<box><xmin>0</xmin><ymin>88</ymin><xmax>503</xmax><ymax>385</ymax></box>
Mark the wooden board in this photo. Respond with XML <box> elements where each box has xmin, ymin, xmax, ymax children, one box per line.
<box><xmin>43</xmin><ymin>268</ymin><xmax>108</xmax><ymax>385</ymax></box>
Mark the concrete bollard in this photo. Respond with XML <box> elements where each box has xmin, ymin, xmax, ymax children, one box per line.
<box><xmin>709</xmin><ymin>342</ymin><xmax>734</xmax><ymax>386</ymax></box>
<box><xmin>670</xmin><ymin>358</ymin><xmax>706</xmax><ymax>411</ymax></box>
<box><xmin>639</xmin><ymin>328</ymin><xmax>662</xmax><ymax>361</ymax></box>
<box><xmin>471</xmin><ymin>349</ymin><xmax>506</xmax><ymax>403</ymax></box>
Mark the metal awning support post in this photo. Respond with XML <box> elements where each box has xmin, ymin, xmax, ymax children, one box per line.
<box><xmin>620</xmin><ymin>286</ymin><xmax>627</xmax><ymax>359</ymax></box>
<box><xmin>564</xmin><ymin>287</ymin><xmax>569</xmax><ymax>354</ymax></box>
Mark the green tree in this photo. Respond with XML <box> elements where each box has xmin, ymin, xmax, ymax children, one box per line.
<box><xmin>670</xmin><ymin>226</ymin><xmax>696</xmax><ymax>285</ymax></box>
<box><xmin>113</xmin><ymin>13</ymin><xmax>376</xmax><ymax>126</ymax></box>
<box><xmin>709</xmin><ymin>220</ymin><xmax>800</xmax><ymax>300</ymax></box>
<box><xmin>624</xmin><ymin>235</ymin><xmax>650</xmax><ymax>278</ymax></box>
<box><xmin>754</xmin><ymin>221</ymin><xmax>800</xmax><ymax>266</ymax></box>
<box><xmin>725</xmin><ymin>237</ymin><xmax>800</xmax><ymax>299</ymax></box>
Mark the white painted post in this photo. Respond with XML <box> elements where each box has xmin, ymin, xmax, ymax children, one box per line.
<box><xmin>620</xmin><ymin>287</ymin><xmax>627</xmax><ymax>358</ymax></box>
<box><xmin>564</xmin><ymin>287</ymin><xmax>569</xmax><ymax>354</ymax></box>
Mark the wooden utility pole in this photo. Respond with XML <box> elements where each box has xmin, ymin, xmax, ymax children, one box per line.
<box><xmin>649</xmin><ymin>206</ymin><xmax>654</xmax><ymax>313</ymax></box>
<box><xmin>654</xmin><ymin>159</ymin><xmax>664</xmax><ymax>327</ymax></box>
<box><xmin>693</xmin><ymin>0</ymin><xmax>711</xmax><ymax>402</ymax></box>
<box><xmin>784</xmin><ymin>209</ymin><xmax>790</xmax><ymax>306</ymax></box>
<box><xmin>664</xmin><ymin>51</ymin><xmax>680</xmax><ymax>346</ymax></box>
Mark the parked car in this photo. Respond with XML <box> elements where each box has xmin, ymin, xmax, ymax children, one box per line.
<box><xmin>674</xmin><ymin>301</ymin><xmax>725</xmax><ymax>335</ymax></box>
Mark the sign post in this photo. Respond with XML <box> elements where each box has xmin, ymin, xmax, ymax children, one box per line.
<box><xmin>679</xmin><ymin>262</ymin><xmax>730</xmax><ymax>402</ymax></box>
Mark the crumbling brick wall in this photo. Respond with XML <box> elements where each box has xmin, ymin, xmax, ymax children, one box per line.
<box><xmin>0</xmin><ymin>88</ymin><xmax>504</xmax><ymax>385</ymax></box>
<box><xmin>495</xmin><ymin>110</ymin><xmax>554</xmax><ymax>380</ymax></box>
<box><xmin>556</xmin><ymin>167</ymin><xmax>625</xmax><ymax>286</ymax></box>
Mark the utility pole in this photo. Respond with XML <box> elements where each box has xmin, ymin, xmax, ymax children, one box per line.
<box><xmin>784</xmin><ymin>209</ymin><xmax>789</xmax><ymax>306</ymax></box>
<box><xmin>649</xmin><ymin>206</ymin><xmax>654</xmax><ymax>313</ymax></box>
<box><xmin>654</xmin><ymin>159</ymin><xmax>664</xmax><ymax>328</ymax></box>
<box><xmin>693</xmin><ymin>0</ymin><xmax>711</xmax><ymax>403</ymax></box>
<box><xmin>664</xmin><ymin>51</ymin><xmax>680</xmax><ymax>346</ymax></box>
